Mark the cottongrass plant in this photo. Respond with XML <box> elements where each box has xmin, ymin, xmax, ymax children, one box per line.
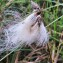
<box><xmin>0</xmin><ymin>0</ymin><xmax>63</xmax><ymax>63</ymax></box>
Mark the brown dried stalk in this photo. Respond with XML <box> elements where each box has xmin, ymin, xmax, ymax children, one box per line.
<box><xmin>15</xmin><ymin>51</ymin><xmax>20</xmax><ymax>63</ymax></box>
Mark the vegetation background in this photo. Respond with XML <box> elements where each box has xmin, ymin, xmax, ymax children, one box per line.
<box><xmin>0</xmin><ymin>0</ymin><xmax>63</xmax><ymax>63</ymax></box>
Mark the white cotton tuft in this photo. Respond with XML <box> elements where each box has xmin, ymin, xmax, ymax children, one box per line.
<box><xmin>0</xmin><ymin>12</ymin><xmax>49</xmax><ymax>52</ymax></box>
<box><xmin>2</xmin><ymin>13</ymin><xmax>41</xmax><ymax>51</ymax></box>
<box><xmin>0</xmin><ymin>0</ymin><xmax>49</xmax><ymax>54</ymax></box>
<box><xmin>31</xmin><ymin>0</ymin><xmax>40</xmax><ymax>12</ymax></box>
<box><xmin>36</xmin><ymin>22</ymin><xmax>49</xmax><ymax>46</ymax></box>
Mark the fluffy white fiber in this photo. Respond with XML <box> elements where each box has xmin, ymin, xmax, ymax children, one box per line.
<box><xmin>3</xmin><ymin>13</ymin><xmax>49</xmax><ymax>51</ymax></box>
<box><xmin>0</xmin><ymin>0</ymin><xmax>49</xmax><ymax>54</ymax></box>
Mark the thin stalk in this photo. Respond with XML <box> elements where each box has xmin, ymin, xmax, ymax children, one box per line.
<box><xmin>46</xmin><ymin>15</ymin><xmax>63</xmax><ymax>27</ymax></box>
